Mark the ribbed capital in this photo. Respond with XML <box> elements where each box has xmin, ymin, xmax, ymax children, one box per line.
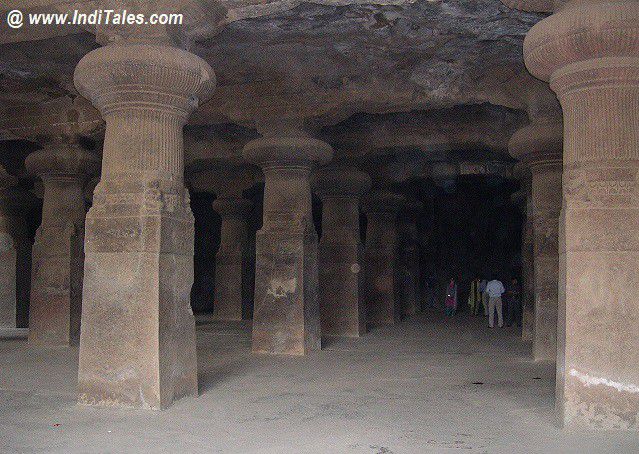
<box><xmin>212</xmin><ymin>197</ymin><xmax>252</xmax><ymax>217</ymax></box>
<box><xmin>311</xmin><ymin>166</ymin><xmax>371</xmax><ymax>199</ymax></box>
<box><xmin>74</xmin><ymin>42</ymin><xmax>216</xmax><ymax>119</ymax></box>
<box><xmin>243</xmin><ymin>135</ymin><xmax>333</xmax><ymax>169</ymax></box>
<box><xmin>509</xmin><ymin>121</ymin><xmax>563</xmax><ymax>169</ymax></box>
<box><xmin>362</xmin><ymin>190</ymin><xmax>405</xmax><ymax>214</ymax></box>
<box><xmin>25</xmin><ymin>144</ymin><xmax>99</xmax><ymax>180</ymax></box>
<box><xmin>524</xmin><ymin>1</ymin><xmax>639</xmax><ymax>82</ymax></box>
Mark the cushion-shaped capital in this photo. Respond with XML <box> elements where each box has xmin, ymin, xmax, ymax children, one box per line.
<box><xmin>243</xmin><ymin>136</ymin><xmax>333</xmax><ymax>168</ymax></box>
<box><xmin>74</xmin><ymin>43</ymin><xmax>216</xmax><ymax>116</ymax></box>
<box><xmin>524</xmin><ymin>1</ymin><xmax>639</xmax><ymax>82</ymax></box>
<box><xmin>311</xmin><ymin>166</ymin><xmax>371</xmax><ymax>198</ymax></box>
<box><xmin>509</xmin><ymin>121</ymin><xmax>563</xmax><ymax>166</ymax></box>
<box><xmin>25</xmin><ymin>145</ymin><xmax>100</xmax><ymax>179</ymax></box>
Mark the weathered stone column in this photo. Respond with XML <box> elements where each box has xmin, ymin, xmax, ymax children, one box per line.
<box><xmin>243</xmin><ymin>123</ymin><xmax>332</xmax><ymax>355</ymax></box>
<box><xmin>73</xmin><ymin>40</ymin><xmax>215</xmax><ymax>409</ymax></box>
<box><xmin>517</xmin><ymin>0</ymin><xmax>639</xmax><ymax>429</ymax></box>
<box><xmin>312</xmin><ymin>166</ymin><xmax>371</xmax><ymax>337</ymax></box>
<box><xmin>25</xmin><ymin>142</ymin><xmax>98</xmax><ymax>346</ymax></box>
<box><xmin>363</xmin><ymin>190</ymin><xmax>405</xmax><ymax>326</ymax></box>
<box><xmin>510</xmin><ymin>123</ymin><xmax>563</xmax><ymax>361</ymax></box>
<box><xmin>0</xmin><ymin>165</ymin><xmax>24</xmax><ymax>332</ymax></box>
<box><xmin>398</xmin><ymin>200</ymin><xmax>423</xmax><ymax>317</ymax></box>
<box><xmin>211</xmin><ymin>197</ymin><xmax>253</xmax><ymax>321</ymax></box>
<box><xmin>190</xmin><ymin>165</ymin><xmax>256</xmax><ymax>321</ymax></box>
<box><xmin>511</xmin><ymin>168</ymin><xmax>535</xmax><ymax>342</ymax></box>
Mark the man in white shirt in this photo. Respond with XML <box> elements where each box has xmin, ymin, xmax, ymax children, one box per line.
<box><xmin>485</xmin><ymin>278</ymin><xmax>505</xmax><ymax>328</ymax></box>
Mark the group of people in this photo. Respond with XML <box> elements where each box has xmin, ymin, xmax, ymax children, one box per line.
<box><xmin>444</xmin><ymin>277</ymin><xmax>522</xmax><ymax>328</ymax></box>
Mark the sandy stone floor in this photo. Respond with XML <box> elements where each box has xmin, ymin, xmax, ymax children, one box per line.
<box><xmin>1</xmin><ymin>311</ymin><xmax>637</xmax><ymax>453</ymax></box>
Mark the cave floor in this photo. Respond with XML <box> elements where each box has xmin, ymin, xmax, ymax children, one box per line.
<box><xmin>1</xmin><ymin>310</ymin><xmax>637</xmax><ymax>453</ymax></box>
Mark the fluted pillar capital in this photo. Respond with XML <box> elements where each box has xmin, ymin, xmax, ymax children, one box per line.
<box><xmin>25</xmin><ymin>142</ymin><xmax>99</xmax><ymax>182</ymax></box>
<box><xmin>74</xmin><ymin>42</ymin><xmax>215</xmax><ymax>120</ymax></box>
<box><xmin>522</xmin><ymin>0</ymin><xmax>639</xmax><ymax>97</ymax></box>
<box><xmin>509</xmin><ymin>121</ymin><xmax>563</xmax><ymax>172</ymax></box>
<box><xmin>311</xmin><ymin>166</ymin><xmax>371</xmax><ymax>199</ymax></box>
<box><xmin>243</xmin><ymin>133</ymin><xmax>333</xmax><ymax>169</ymax></box>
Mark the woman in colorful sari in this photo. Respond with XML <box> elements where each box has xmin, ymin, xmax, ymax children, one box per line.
<box><xmin>444</xmin><ymin>278</ymin><xmax>458</xmax><ymax>316</ymax></box>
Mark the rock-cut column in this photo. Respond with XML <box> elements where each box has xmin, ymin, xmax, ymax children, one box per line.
<box><xmin>73</xmin><ymin>41</ymin><xmax>215</xmax><ymax>409</ymax></box>
<box><xmin>243</xmin><ymin>125</ymin><xmax>332</xmax><ymax>355</ymax></box>
<box><xmin>363</xmin><ymin>190</ymin><xmax>405</xmax><ymax>326</ymax></box>
<box><xmin>520</xmin><ymin>0</ymin><xmax>639</xmax><ymax>429</ymax></box>
<box><xmin>312</xmin><ymin>166</ymin><xmax>371</xmax><ymax>337</ymax></box>
<box><xmin>511</xmin><ymin>168</ymin><xmax>535</xmax><ymax>342</ymax></box>
<box><xmin>25</xmin><ymin>143</ymin><xmax>98</xmax><ymax>346</ymax></box>
<box><xmin>398</xmin><ymin>200</ymin><xmax>423</xmax><ymax>317</ymax></box>
<box><xmin>211</xmin><ymin>197</ymin><xmax>253</xmax><ymax>321</ymax></box>
<box><xmin>0</xmin><ymin>166</ymin><xmax>30</xmax><ymax>335</ymax></box>
<box><xmin>510</xmin><ymin>123</ymin><xmax>562</xmax><ymax>361</ymax></box>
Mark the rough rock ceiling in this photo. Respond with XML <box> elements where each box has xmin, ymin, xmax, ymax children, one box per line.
<box><xmin>0</xmin><ymin>0</ymin><xmax>546</xmax><ymax>177</ymax></box>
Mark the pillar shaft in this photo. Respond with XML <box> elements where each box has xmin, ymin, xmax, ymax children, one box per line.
<box><xmin>313</xmin><ymin>167</ymin><xmax>370</xmax><ymax>337</ymax></box>
<box><xmin>521</xmin><ymin>181</ymin><xmax>535</xmax><ymax>342</ymax></box>
<box><xmin>74</xmin><ymin>42</ymin><xmax>215</xmax><ymax>409</ymax></box>
<box><xmin>25</xmin><ymin>145</ymin><xmax>97</xmax><ymax>346</ymax></box>
<box><xmin>398</xmin><ymin>203</ymin><xmax>423</xmax><ymax>317</ymax></box>
<box><xmin>523</xmin><ymin>0</ymin><xmax>639</xmax><ymax>429</ymax></box>
<box><xmin>530</xmin><ymin>160</ymin><xmax>562</xmax><ymax>361</ymax></box>
<box><xmin>244</xmin><ymin>134</ymin><xmax>332</xmax><ymax>355</ymax></box>
<box><xmin>212</xmin><ymin>198</ymin><xmax>252</xmax><ymax>321</ymax></box>
<box><xmin>363</xmin><ymin>192</ymin><xmax>404</xmax><ymax>326</ymax></box>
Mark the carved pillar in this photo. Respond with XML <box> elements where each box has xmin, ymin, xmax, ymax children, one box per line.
<box><xmin>25</xmin><ymin>142</ymin><xmax>98</xmax><ymax>346</ymax></box>
<box><xmin>522</xmin><ymin>0</ymin><xmax>639</xmax><ymax>429</ymax></box>
<box><xmin>0</xmin><ymin>166</ymin><xmax>27</xmax><ymax>334</ymax></box>
<box><xmin>73</xmin><ymin>41</ymin><xmax>215</xmax><ymax>409</ymax></box>
<box><xmin>362</xmin><ymin>190</ymin><xmax>405</xmax><ymax>326</ymax></box>
<box><xmin>398</xmin><ymin>200</ymin><xmax>423</xmax><ymax>317</ymax></box>
<box><xmin>512</xmin><ymin>167</ymin><xmax>535</xmax><ymax>342</ymax></box>
<box><xmin>312</xmin><ymin>166</ymin><xmax>371</xmax><ymax>337</ymax></box>
<box><xmin>243</xmin><ymin>125</ymin><xmax>332</xmax><ymax>355</ymax></box>
<box><xmin>510</xmin><ymin>123</ymin><xmax>563</xmax><ymax>361</ymax></box>
<box><xmin>211</xmin><ymin>197</ymin><xmax>253</xmax><ymax>321</ymax></box>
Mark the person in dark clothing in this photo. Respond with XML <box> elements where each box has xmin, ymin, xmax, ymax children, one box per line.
<box><xmin>505</xmin><ymin>278</ymin><xmax>522</xmax><ymax>327</ymax></box>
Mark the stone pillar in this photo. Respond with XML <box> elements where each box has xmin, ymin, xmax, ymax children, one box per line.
<box><xmin>363</xmin><ymin>190</ymin><xmax>405</xmax><ymax>326</ymax></box>
<box><xmin>0</xmin><ymin>166</ymin><xmax>26</xmax><ymax>335</ymax></box>
<box><xmin>73</xmin><ymin>40</ymin><xmax>215</xmax><ymax>409</ymax></box>
<box><xmin>522</xmin><ymin>0</ymin><xmax>639</xmax><ymax>429</ymax></box>
<box><xmin>312</xmin><ymin>166</ymin><xmax>371</xmax><ymax>337</ymax></box>
<box><xmin>25</xmin><ymin>142</ymin><xmax>98</xmax><ymax>346</ymax></box>
<box><xmin>0</xmin><ymin>184</ymin><xmax>36</xmax><ymax>334</ymax></box>
<box><xmin>211</xmin><ymin>197</ymin><xmax>253</xmax><ymax>321</ymax></box>
<box><xmin>510</xmin><ymin>123</ymin><xmax>563</xmax><ymax>361</ymax></box>
<box><xmin>243</xmin><ymin>124</ymin><xmax>332</xmax><ymax>355</ymax></box>
<box><xmin>398</xmin><ymin>200</ymin><xmax>423</xmax><ymax>317</ymax></box>
<box><xmin>512</xmin><ymin>169</ymin><xmax>535</xmax><ymax>342</ymax></box>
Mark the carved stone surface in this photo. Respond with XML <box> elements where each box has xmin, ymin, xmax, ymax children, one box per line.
<box><xmin>312</xmin><ymin>165</ymin><xmax>371</xmax><ymax>337</ymax></box>
<box><xmin>520</xmin><ymin>0</ymin><xmax>639</xmax><ymax>429</ymax></box>
<box><xmin>25</xmin><ymin>144</ymin><xmax>98</xmax><ymax>346</ymax></box>
<box><xmin>362</xmin><ymin>190</ymin><xmax>405</xmax><ymax>326</ymax></box>
<box><xmin>74</xmin><ymin>41</ymin><xmax>215</xmax><ymax>409</ymax></box>
<box><xmin>244</xmin><ymin>129</ymin><xmax>333</xmax><ymax>355</ymax></box>
<box><xmin>211</xmin><ymin>197</ymin><xmax>253</xmax><ymax>321</ymax></box>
